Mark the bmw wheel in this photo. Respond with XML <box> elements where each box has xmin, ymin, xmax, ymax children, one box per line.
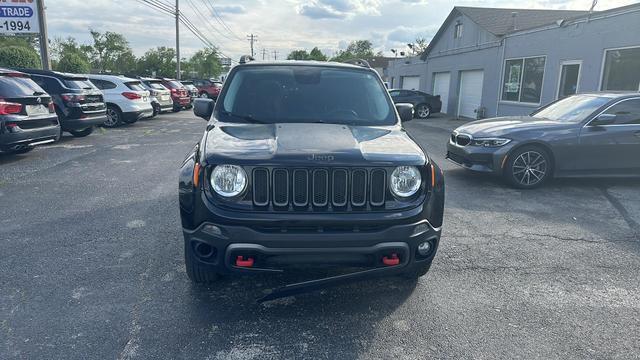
<box><xmin>415</xmin><ymin>104</ymin><xmax>432</xmax><ymax>119</ymax></box>
<box><xmin>505</xmin><ymin>146</ymin><xmax>552</xmax><ymax>189</ymax></box>
<box><xmin>104</xmin><ymin>105</ymin><xmax>122</xmax><ymax>128</ymax></box>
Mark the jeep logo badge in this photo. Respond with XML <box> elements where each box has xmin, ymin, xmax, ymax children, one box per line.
<box><xmin>307</xmin><ymin>154</ymin><xmax>335</xmax><ymax>162</ymax></box>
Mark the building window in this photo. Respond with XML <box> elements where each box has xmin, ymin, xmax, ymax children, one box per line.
<box><xmin>557</xmin><ymin>62</ymin><xmax>581</xmax><ymax>99</ymax></box>
<box><xmin>601</xmin><ymin>47</ymin><xmax>640</xmax><ymax>91</ymax></box>
<box><xmin>454</xmin><ymin>23</ymin><xmax>463</xmax><ymax>39</ymax></box>
<box><xmin>502</xmin><ymin>56</ymin><xmax>546</xmax><ymax>104</ymax></box>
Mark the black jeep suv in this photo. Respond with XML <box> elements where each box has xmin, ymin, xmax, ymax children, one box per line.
<box><xmin>15</xmin><ymin>69</ymin><xmax>106</xmax><ymax>138</ymax></box>
<box><xmin>179</xmin><ymin>60</ymin><xmax>445</xmax><ymax>288</ymax></box>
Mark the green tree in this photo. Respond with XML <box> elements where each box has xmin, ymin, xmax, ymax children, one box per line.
<box><xmin>89</xmin><ymin>29</ymin><xmax>132</xmax><ymax>72</ymax></box>
<box><xmin>51</xmin><ymin>37</ymin><xmax>92</xmax><ymax>71</ymax></box>
<box><xmin>331</xmin><ymin>40</ymin><xmax>375</xmax><ymax>62</ymax></box>
<box><xmin>0</xmin><ymin>46</ymin><xmax>40</xmax><ymax>68</ymax></box>
<box><xmin>308</xmin><ymin>47</ymin><xmax>328</xmax><ymax>61</ymax></box>
<box><xmin>57</xmin><ymin>52</ymin><xmax>90</xmax><ymax>73</ymax></box>
<box><xmin>287</xmin><ymin>50</ymin><xmax>310</xmax><ymax>60</ymax></box>
<box><xmin>185</xmin><ymin>48</ymin><xmax>222</xmax><ymax>79</ymax></box>
<box><xmin>137</xmin><ymin>47</ymin><xmax>177</xmax><ymax>78</ymax></box>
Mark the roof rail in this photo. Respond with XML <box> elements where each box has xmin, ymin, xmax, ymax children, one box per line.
<box><xmin>239</xmin><ymin>55</ymin><xmax>255</xmax><ymax>64</ymax></box>
<box><xmin>343</xmin><ymin>59</ymin><xmax>371</xmax><ymax>68</ymax></box>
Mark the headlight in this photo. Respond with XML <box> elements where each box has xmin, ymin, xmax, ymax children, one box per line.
<box><xmin>210</xmin><ymin>165</ymin><xmax>247</xmax><ymax>197</ymax></box>
<box><xmin>390</xmin><ymin>166</ymin><xmax>422</xmax><ymax>198</ymax></box>
<box><xmin>470</xmin><ymin>138</ymin><xmax>511</xmax><ymax>147</ymax></box>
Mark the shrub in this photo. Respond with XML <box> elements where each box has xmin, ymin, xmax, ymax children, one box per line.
<box><xmin>0</xmin><ymin>46</ymin><xmax>40</xmax><ymax>68</ymax></box>
<box><xmin>56</xmin><ymin>53</ymin><xmax>90</xmax><ymax>73</ymax></box>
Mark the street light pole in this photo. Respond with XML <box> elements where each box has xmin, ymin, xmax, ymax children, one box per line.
<box><xmin>175</xmin><ymin>0</ymin><xmax>181</xmax><ymax>79</ymax></box>
<box><xmin>37</xmin><ymin>0</ymin><xmax>51</xmax><ymax>70</ymax></box>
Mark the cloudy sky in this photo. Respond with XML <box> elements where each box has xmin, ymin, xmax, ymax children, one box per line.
<box><xmin>45</xmin><ymin>0</ymin><xmax>639</xmax><ymax>60</ymax></box>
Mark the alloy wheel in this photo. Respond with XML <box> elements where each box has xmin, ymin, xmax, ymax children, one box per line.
<box><xmin>512</xmin><ymin>151</ymin><xmax>547</xmax><ymax>186</ymax></box>
<box><xmin>104</xmin><ymin>108</ymin><xmax>119</xmax><ymax>127</ymax></box>
<box><xmin>417</xmin><ymin>105</ymin><xmax>431</xmax><ymax>119</ymax></box>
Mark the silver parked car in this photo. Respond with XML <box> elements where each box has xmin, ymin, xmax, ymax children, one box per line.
<box><xmin>139</xmin><ymin>77</ymin><xmax>174</xmax><ymax>117</ymax></box>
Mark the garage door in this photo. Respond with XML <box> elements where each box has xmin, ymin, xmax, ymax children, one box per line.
<box><xmin>457</xmin><ymin>70</ymin><xmax>484</xmax><ymax>118</ymax></box>
<box><xmin>401</xmin><ymin>76</ymin><xmax>420</xmax><ymax>90</ymax></box>
<box><xmin>433</xmin><ymin>72</ymin><xmax>450</xmax><ymax>114</ymax></box>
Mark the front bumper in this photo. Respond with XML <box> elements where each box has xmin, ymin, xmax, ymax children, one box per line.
<box><xmin>446</xmin><ymin>140</ymin><xmax>513</xmax><ymax>174</ymax></box>
<box><xmin>183</xmin><ymin>219</ymin><xmax>440</xmax><ymax>275</ymax></box>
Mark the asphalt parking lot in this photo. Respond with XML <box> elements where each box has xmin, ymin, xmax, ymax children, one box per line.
<box><xmin>1</xmin><ymin>112</ymin><xmax>639</xmax><ymax>359</ymax></box>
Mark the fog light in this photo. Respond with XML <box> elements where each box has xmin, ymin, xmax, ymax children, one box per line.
<box><xmin>418</xmin><ymin>241</ymin><xmax>432</xmax><ymax>256</ymax></box>
<box><xmin>202</xmin><ymin>224</ymin><xmax>222</xmax><ymax>237</ymax></box>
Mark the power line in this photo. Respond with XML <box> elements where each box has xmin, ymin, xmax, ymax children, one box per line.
<box><xmin>185</xmin><ymin>0</ymin><xmax>237</xmax><ymax>42</ymax></box>
<box><xmin>201</xmin><ymin>0</ymin><xmax>244</xmax><ymax>41</ymax></box>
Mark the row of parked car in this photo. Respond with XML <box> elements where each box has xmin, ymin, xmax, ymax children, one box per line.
<box><xmin>0</xmin><ymin>67</ymin><xmax>223</xmax><ymax>155</ymax></box>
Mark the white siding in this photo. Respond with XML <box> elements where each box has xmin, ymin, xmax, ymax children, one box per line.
<box><xmin>433</xmin><ymin>72</ymin><xmax>451</xmax><ymax>114</ymax></box>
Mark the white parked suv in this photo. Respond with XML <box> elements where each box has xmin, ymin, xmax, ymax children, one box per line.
<box><xmin>86</xmin><ymin>74</ymin><xmax>154</xmax><ymax>127</ymax></box>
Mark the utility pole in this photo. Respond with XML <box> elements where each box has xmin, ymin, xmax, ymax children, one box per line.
<box><xmin>246</xmin><ymin>34</ymin><xmax>257</xmax><ymax>57</ymax></box>
<box><xmin>273</xmin><ymin>50</ymin><xmax>278</xmax><ymax>60</ymax></box>
<box><xmin>36</xmin><ymin>0</ymin><xmax>51</xmax><ymax>70</ymax></box>
<box><xmin>175</xmin><ymin>0</ymin><xmax>181</xmax><ymax>79</ymax></box>
<box><xmin>261</xmin><ymin>48</ymin><xmax>267</xmax><ymax>60</ymax></box>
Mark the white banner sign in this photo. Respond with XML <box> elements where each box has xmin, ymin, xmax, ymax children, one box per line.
<box><xmin>0</xmin><ymin>0</ymin><xmax>40</xmax><ymax>35</ymax></box>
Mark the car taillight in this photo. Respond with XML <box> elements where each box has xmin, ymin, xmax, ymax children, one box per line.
<box><xmin>61</xmin><ymin>93</ymin><xmax>85</xmax><ymax>103</ymax></box>
<box><xmin>170</xmin><ymin>88</ymin><xmax>177</xmax><ymax>93</ymax></box>
<box><xmin>48</xmin><ymin>102</ymin><xmax>55</xmax><ymax>113</ymax></box>
<box><xmin>122</xmin><ymin>92</ymin><xmax>142</xmax><ymax>100</ymax></box>
<box><xmin>0</xmin><ymin>101</ymin><xmax>23</xmax><ymax>115</ymax></box>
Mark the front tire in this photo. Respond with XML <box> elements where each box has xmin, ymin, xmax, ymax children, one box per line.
<box><xmin>69</xmin><ymin>127</ymin><xmax>94</xmax><ymax>138</ymax></box>
<box><xmin>415</xmin><ymin>104</ymin><xmax>432</xmax><ymax>119</ymax></box>
<box><xmin>504</xmin><ymin>145</ymin><xmax>553</xmax><ymax>189</ymax></box>
<box><xmin>184</xmin><ymin>239</ymin><xmax>219</xmax><ymax>283</ymax></box>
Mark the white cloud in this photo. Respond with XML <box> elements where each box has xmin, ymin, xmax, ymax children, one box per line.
<box><xmin>43</xmin><ymin>0</ymin><xmax>640</xmax><ymax>60</ymax></box>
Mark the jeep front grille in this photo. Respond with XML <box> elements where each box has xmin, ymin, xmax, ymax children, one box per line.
<box><xmin>251</xmin><ymin>168</ymin><xmax>388</xmax><ymax>210</ymax></box>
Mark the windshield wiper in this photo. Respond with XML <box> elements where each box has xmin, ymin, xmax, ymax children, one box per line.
<box><xmin>32</xmin><ymin>91</ymin><xmax>46</xmax><ymax>96</ymax></box>
<box><xmin>221</xmin><ymin>111</ymin><xmax>268</xmax><ymax>124</ymax></box>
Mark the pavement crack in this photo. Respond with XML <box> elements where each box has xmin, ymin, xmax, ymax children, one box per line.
<box><xmin>599</xmin><ymin>186</ymin><xmax>640</xmax><ymax>238</ymax></box>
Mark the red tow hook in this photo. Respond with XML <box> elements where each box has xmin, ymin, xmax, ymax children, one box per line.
<box><xmin>382</xmin><ymin>253</ymin><xmax>400</xmax><ymax>266</ymax></box>
<box><xmin>236</xmin><ymin>256</ymin><xmax>255</xmax><ymax>267</ymax></box>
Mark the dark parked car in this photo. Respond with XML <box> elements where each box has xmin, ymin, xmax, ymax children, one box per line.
<box><xmin>16</xmin><ymin>69</ymin><xmax>106</xmax><ymax>138</ymax></box>
<box><xmin>160</xmin><ymin>78</ymin><xmax>190</xmax><ymax>112</ymax></box>
<box><xmin>389</xmin><ymin>89</ymin><xmax>442</xmax><ymax>119</ymax></box>
<box><xmin>446</xmin><ymin>93</ymin><xmax>640</xmax><ymax>189</ymax></box>
<box><xmin>192</xmin><ymin>79</ymin><xmax>222</xmax><ymax>100</ymax></box>
<box><xmin>179</xmin><ymin>60</ymin><xmax>445</xmax><ymax>295</ymax></box>
<box><xmin>0</xmin><ymin>68</ymin><xmax>60</xmax><ymax>154</ymax></box>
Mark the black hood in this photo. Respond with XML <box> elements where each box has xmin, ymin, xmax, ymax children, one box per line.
<box><xmin>455</xmin><ymin>116</ymin><xmax>574</xmax><ymax>137</ymax></box>
<box><xmin>203</xmin><ymin>123</ymin><xmax>426</xmax><ymax>166</ymax></box>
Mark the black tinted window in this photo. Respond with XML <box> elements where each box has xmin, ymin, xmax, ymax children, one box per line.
<box><xmin>604</xmin><ymin>99</ymin><xmax>640</xmax><ymax>125</ymax></box>
<box><xmin>218</xmin><ymin>66</ymin><xmax>396</xmax><ymax>125</ymax></box>
<box><xmin>148</xmin><ymin>82</ymin><xmax>166</xmax><ymax>90</ymax></box>
<box><xmin>64</xmin><ymin>79</ymin><xmax>95</xmax><ymax>90</ymax></box>
<box><xmin>125</xmin><ymin>81</ymin><xmax>146</xmax><ymax>91</ymax></box>
<box><xmin>0</xmin><ymin>75</ymin><xmax>47</xmax><ymax>97</ymax></box>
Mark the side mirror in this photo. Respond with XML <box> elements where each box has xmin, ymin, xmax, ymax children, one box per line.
<box><xmin>396</xmin><ymin>103</ymin><xmax>414</xmax><ymax>122</ymax></box>
<box><xmin>193</xmin><ymin>98</ymin><xmax>215</xmax><ymax>121</ymax></box>
<box><xmin>590</xmin><ymin>113</ymin><xmax>616</xmax><ymax>126</ymax></box>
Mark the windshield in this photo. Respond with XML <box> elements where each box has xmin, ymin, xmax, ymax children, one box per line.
<box><xmin>63</xmin><ymin>78</ymin><xmax>95</xmax><ymax>90</ymax></box>
<box><xmin>0</xmin><ymin>75</ymin><xmax>47</xmax><ymax>97</ymax></box>
<box><xmin>217</xmin><ymin>66</ymin><xmax>396</xmax><ymax>125</ymax></box>
<box><xmin>532</xmin><ymin>94</ymin><xmax>611</xmax><ymax>123</ymax></box>
<box><xmin>125</xmin><ymin>81</ymin><xmax>146</xmax><ymax>91</ymax></box>
<box><xmin>148</xmin><ymin>81</ymin><xmax>167</xmax><ymax>90</ymax></box>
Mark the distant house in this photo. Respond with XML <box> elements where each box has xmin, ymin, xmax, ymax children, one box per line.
<box><xmin>387</xmin><ymin>4</ymin><xmax>640</xmax><ymax>118</ymax></box>
<box><xmin>365</xmin><ymin>56</ymin><xmax>395</xmax><ymax>84</ymax></box>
